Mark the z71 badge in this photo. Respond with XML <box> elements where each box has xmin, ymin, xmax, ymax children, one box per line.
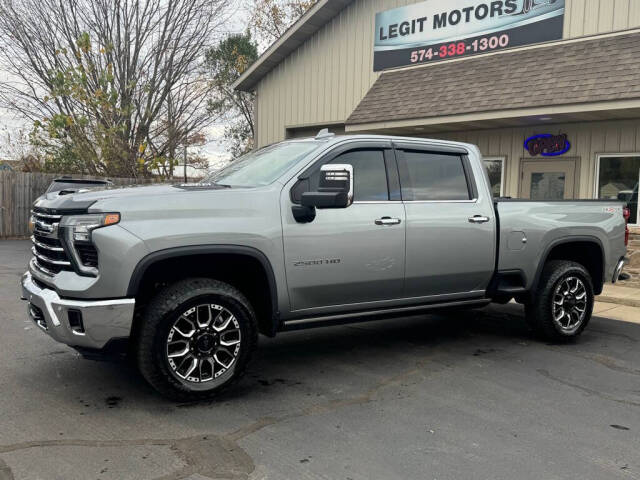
<box><xmin>294</xmin><ymin>259</ymin><xmax>341</xmax><ymax>267</ymax></box>
<box><xmin>603</xmin><ymin>206</ymin><xmax>620</xmax><ymax>215</ymax></box>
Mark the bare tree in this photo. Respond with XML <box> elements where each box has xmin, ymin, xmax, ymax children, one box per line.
<box><xmin>0</xmin><ymin>0</ymin><xmax>229</xmax><ymax>177</ymax></box>
<box><xmin>247</xmin><ymin>0</ymin><xmax>316</xmax><ymax>48</ymax></box>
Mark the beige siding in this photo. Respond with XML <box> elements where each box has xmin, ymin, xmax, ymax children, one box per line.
<box><xmin>256</xmin><ymin>0</ymin><xmax>418</xmax><ymax>146</ymax></box>
<box><xmin>431</xmin><ymin>119</ymin><xmax>640</xmax><ymax>199</ymax></box>
<box><xmin>256</xmin><ymin>0</ymin><xmax>640</xmax><ymax>147</ymax></box>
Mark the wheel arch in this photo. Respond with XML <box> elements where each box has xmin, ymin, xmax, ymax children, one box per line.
<box><xmin>531</xmin><ymin>236</ymin><xmax>605</xmax><ymax>299</ymax></box>
<box><xmin>127</xmin><ymin>245</ymin><xmax>280</xmax><ymax>336</ymax></box>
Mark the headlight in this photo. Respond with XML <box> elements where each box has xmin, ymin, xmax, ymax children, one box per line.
<box><xmin>60</xmin><ymin>213</ymin><xmax>120</xmax><ymax>243</ymax></box>
<box><xmin>59</xmin><ymin>213</ymin><xmax>120</xmax><ymax>276</ymax></box>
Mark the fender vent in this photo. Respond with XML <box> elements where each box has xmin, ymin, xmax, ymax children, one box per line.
<box><xmin>75</xmin><ymin>244</ymin><xmax>99</xmax><ymax>267</ymax></box>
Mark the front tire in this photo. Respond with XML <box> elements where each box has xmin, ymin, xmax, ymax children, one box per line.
<box><xmin>136</xmin><ymin>278</ymin><xmax>258</xmax><ymax>401</ymax></box>
<box><xmin>525</xmin><ymin>260</ymin><xmax>594</xmax><ymax>342</ymax></box>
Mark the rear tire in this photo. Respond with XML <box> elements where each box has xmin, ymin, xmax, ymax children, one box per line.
<box><xmin>136</xmin><ymin>278</ymin><xmax>258</xmax><ymax>401</ymax></box>
<box><xmin>525</xmin><ymin>260</ymin><xmax>594</xmax><ymax>342</ymax></box>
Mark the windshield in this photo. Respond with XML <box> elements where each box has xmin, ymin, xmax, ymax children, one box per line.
<box><xmin>202</xmin><ymin>141</ymin><xmax>319</xmax><ymax>187</ymax></box>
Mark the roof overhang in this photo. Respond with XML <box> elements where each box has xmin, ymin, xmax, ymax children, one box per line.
<box><xmin>346</xmin><ymin>99</ymin><xmax>640</xmax><ymax>135</ymax></box>
<box><xmin>346</xmin><ymin>29</ymin><xmax>640</xmax><ymax>134</ymax></box>
<box><xmin>233</xmin><ymin>0</ymin><xmax>353</xmax><ymax>92</ymax></box>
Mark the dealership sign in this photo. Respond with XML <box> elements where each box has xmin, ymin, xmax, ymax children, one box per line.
<box><xmin>374</xmin><ymin>0</ymin><xmax>565</xmax><ymax>71</ymax></box>
<box><xmin>524</xmin><ymin>133</ymin><xmax>571</xmax><ymax>156</ymax></box>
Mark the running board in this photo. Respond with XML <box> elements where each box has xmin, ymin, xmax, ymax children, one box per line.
<box><xmin>281</xmin><ymin>298</ymin><xmax>491</xmax><ymax>331</ymax></box>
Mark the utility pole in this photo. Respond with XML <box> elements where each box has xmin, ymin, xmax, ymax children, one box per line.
<box><xmin>183</xmin><ymin>144</ymin><xmax>188</xmax><ymax>183</ymax></box>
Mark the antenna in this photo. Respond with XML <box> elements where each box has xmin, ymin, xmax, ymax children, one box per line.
<box><xmin>315</xmin><ymin>128</ymin><xmax>335</xmax><ymax>140</ymax></box>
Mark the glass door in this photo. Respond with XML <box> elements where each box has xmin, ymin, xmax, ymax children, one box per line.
<box><xmin>520</xmin><ymin>160</ymin><xmax>576</xmax><ymax>200</ymax></box>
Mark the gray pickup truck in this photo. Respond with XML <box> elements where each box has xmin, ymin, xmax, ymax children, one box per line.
<box><xmin>21</xmin><ymin>132</ymin><xmax>629</xmax><ymax>400</ymax></box>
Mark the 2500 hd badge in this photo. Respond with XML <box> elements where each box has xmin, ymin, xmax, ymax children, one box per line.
<box><xmin>294</xmin><ymin>258</ymin><xmax>342</xmax><ymax>267</ymax></box>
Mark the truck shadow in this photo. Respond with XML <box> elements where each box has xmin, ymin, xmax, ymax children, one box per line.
<box><xmin>25</xmin><ymin>302</ymin><xmax>640</xmax><ymax>406</ymax></box>
<box><xmin>223</xmin><ymin>302</ymin><xmax>640</xmax><ymax>400</ymax></box>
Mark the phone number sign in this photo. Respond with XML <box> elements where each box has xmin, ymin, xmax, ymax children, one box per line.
<box><xmin>374</xmin><ymin>0</ymin><xmax>565</xmax><ymax>71</ymax></box>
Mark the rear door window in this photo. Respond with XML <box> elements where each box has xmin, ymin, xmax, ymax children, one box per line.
<box><xmin>397</xmin><ymin>150</ymin><xmax>471</xmax><ymax>201</ymax></box>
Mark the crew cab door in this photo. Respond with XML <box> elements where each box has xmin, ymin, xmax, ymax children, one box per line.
<box><xmin>281</xmin><ymin>142</ymin><xmax>406</xmax><ymax>313</ymax></box>
<box><xmin>396</xmin><ymin>143</ymin><xmax>496</xmax><ymax>299</ymax></box>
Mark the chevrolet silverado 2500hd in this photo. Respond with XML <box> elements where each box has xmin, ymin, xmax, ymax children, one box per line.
<box><xmin>21</xmin><ymin>132</ymin><xmax>629</xmax><ymax>400</ymax></box>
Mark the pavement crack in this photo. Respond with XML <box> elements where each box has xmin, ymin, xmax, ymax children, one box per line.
<box><xmin>227</xmin><ymin>366</ymin><xmax>422</xmax><ymax>442</ymax></box>
<box><xmin>582</xmin><ymin>353</ymin><xmax>640</xmax><ymax>376</ymax></box>
<box><xmin>542</xmin><ymin>346</ymin><xmax>640</xmax><ymax>376</ymax></box>
<box><xmin>537</xmin><ymin>369</ymin><xmax>640</xmax><ymax>407</ymax></box>
<box><xmin>226</xmin><ymin>417</ymin><xmax>279</xmax><ymax>443</ymax></box>
<box><xmin>0</xmin><ymin>434</ymin><xmax>254</xmax><ymax>480</ymax></box>
<box><xmin>589</xmin><ymin>328</ymin><xmax>639</xmax><ymax>343</ymax></box>
<box><xmin>0</xmin><ymin>438</ymin><xmax>170</xmax><ymax>454</ymax></box>
<box><xmin>0</xmin><ymin>456</ymin><xmax>14</xmax><ymax>480</ymax></box>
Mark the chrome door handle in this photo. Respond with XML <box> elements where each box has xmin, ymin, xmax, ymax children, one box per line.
<box><xmin>468</xmin><ymin>215</ymin><xmax>490</xmax><ymax>224</ymax></box>
<box><xmin>375</xmin><ymin>217</ymin><xmax>402</xmax><ymax>226</ymax></box>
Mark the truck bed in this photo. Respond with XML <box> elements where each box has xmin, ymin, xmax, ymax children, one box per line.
<box><xmin>494</xmin><ymin>199</ymin><xmax>627</xmax><ymax>295</ymax></box>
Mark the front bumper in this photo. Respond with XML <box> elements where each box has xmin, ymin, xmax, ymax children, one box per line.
<box><xmin>20</xmin><ymin>272</ymin><xmax>135</xmax><ymax>349</ymax></box>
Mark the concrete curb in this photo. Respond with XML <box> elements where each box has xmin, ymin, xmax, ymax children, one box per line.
<box><xmin>597</xmin><ymin>296</ymin><xmax>640</xmax><ymax>308</ymax></box>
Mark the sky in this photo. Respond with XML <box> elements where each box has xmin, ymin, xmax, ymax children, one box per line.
<box><xmin>0</xmin><ymin>1</ymin><xmax>251</xmax><ymax>173</ymax></box>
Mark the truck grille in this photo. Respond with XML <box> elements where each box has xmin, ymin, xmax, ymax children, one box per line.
<box><xmin>31</xmin><ymin>209</ymin><xmax>72</xmax><ymax>275</ymax></box>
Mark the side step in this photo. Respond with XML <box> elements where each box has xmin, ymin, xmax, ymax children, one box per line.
<box><xmin>281</xmin><ymin>298</ymin><xmax>490</xmax><ymax>331</ymax></box>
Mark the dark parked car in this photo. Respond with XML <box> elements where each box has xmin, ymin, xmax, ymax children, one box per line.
<box><xmin>617</xmin><ymin>183</ymin><xmax>639</xmax><ymax>224</ymax></box>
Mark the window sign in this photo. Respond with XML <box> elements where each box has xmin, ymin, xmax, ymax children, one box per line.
<box><xmin>374</xmin><ymin>0</ymin><xmax>565</xmax><ymax>71</ymax></box>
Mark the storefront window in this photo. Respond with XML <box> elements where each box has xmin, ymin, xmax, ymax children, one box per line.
<box><xmin>484</xmin><ymin>157</ymin><xmax>504</xmax><ymax>197</ymax></box>
<box><xmin>597</xmin><ymin>156</ymin><xmax>640</xmax><ymax>224</ymax></box>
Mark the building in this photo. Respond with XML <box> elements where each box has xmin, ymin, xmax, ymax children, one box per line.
<box><xmin>234</xmin><ymin>0</ymin><xmax>640</xmax><ymax>226</ymax></box>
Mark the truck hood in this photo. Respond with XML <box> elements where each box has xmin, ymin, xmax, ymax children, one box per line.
<box><xmin>33</xmin><ymin>183</ymin><xmax>230</xmax><ymax>212</ymax></box>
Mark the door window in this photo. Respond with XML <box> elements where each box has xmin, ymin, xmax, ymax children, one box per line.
<box><xmin>530</xmin><ymin>172</ymin><xmax>566</xmax><ymax>200</ymax></box>
<box><xmin>397</xmin><ymin>151</ymin><xmax>471</xmax><ymax>201</ymax></box>
<box><xmin>293</xmin><ymin>149</ymin><xmax>390</xmax><ymax>202</ymax></box>
<box><xmin>333</xmin><ymin>150</ymin><xmax>388</xmax><ymax>201</ymax></box>
<box><xmin>597</xmin><ymin>155</ymin><xmax>640</xmax><ymax>224</ymax></box>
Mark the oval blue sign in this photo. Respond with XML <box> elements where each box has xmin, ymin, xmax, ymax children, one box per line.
<box><xmin>524</xmin><ymin>134</ymin><xmax>570</xmax><ymax>157</ymax></box>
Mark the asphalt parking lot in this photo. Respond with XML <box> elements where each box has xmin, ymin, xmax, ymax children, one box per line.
<box><xmin>1</xmin><ymin>239</ymin><xmax>639</xmax><ymax>480</ymax></box>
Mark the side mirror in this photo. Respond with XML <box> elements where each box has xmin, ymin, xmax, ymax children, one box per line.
<box><xmin>300</xmin><ymin>164</ymin><xmax>353</xmax><ymax>209</ymax></box>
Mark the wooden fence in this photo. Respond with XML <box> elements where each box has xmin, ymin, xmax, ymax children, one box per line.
<box><xmin>0</xmin><ymin>172</ymin><xmax>162</xmax><ymax>238</ymax></box>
